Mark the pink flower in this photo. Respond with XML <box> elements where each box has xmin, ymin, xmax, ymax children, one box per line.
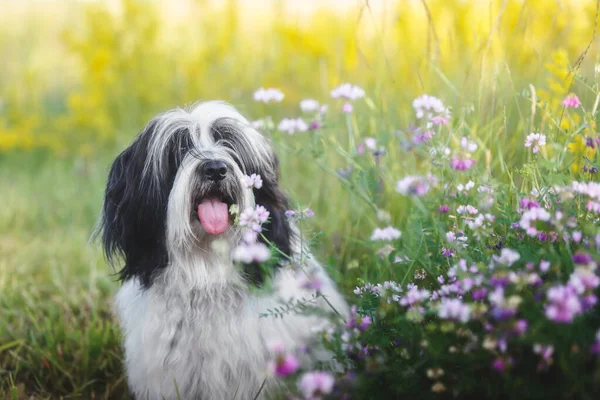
<box><xmin>239</xmin><ymin>205</ymin><xmax>270</xmax><ymax>232</ymax></box>
<box><xmin>396</xmin><ymin>175</ymin><xmax>431</xmax><ymax>196</ymax></box>
<box><xmin>298</xmin><ymin>371</ymin><xmax>335</xmax><ymax>399</ymax></box>
<box><xmin>524</xmin><ymin>133</ymin><xmax>547</xmax><ymax>153</ymax></box>
<box><xmin>451</xmin><ymin>157</ymin><xmax>476</xmax><ymax>171</ymax></box>
<box><xmin>438</xmin><ymin>298</ymin><xmax>471</xmax><ymax>322</ymax></box>
<box><xmin>268</xmin><ymin>341</ymin><xmax>300</xmax><ymax>377</ymax></box>
<box><xmin>430</xmin><ymin>115</ymin><xmax>449</xmax><ymax>125</ymax></box>
<box><xmin>342</xmin><ymin>102</ymin><xmax>353</xmax><ymax>113</ymax></box>
<box><xmin>562</xmin><ymin>94</ymin><xmax>581</xmax><ymax>108</ymax></box>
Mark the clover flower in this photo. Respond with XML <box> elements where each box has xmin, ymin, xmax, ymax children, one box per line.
<box><xmin>371</xmin><ymin>226</ymin><xmax>401</xmax><ymax>241</ymax></box>
<box><xmin>300</xmin><ymin>99</ymin><xmax>320</xmax><ymax>112</ymax></box>
<box><xmin>278</xmin><ymin>118</ymin><xmax>308</xmax><ymax>134</ymax></box>
<box><xmin>267</xmin><ymin>341</ymin><xmax>300</xmax><ymax>377</ymax></box>
<box><xmin>492</xmin><ymin>248</ymin><xmax>521</xmax><ymax>267</ymax></box>
<box><xmin>412</xmin><ymin>94</ymin><xmax>450</xmax><ymax>120</ymax></box>
<box><xmin>524</xmin><ymin>133</ymin><xmax>547</xmax><ymax>153</ymax></box>
<box><xmin>298</xmin><ymin>371</ymin><xmax>335</xmax><ymax>399</ymax></box>
<box><xmin>330</xmin><ymin>83</ymin><xmax>365</xmax><ymax>101</ymax></box>
<box><xmin>438</xmin><ymin>298</ymin><xmax>471</xmax><ymax>323</ymax></box>
<box><xmin>232</xmin><ymin>242</ymin><xmax>270</xmax><ymax>263</ymax></box>
<box><xmin>239</xmin><ymin>205</ymin><xmax>270</xmax><ymax>232</ymax></box>
<box><xmin>562</xmin><ymin>94</ymin><xmax>581</xmax><ymax>108</ymax></box>
<box><xmin>254</xmin><ymin>87</ymin><xmax>284</xmax><ymax>103</ymax></box>
<box><xmin>396</xmin><ymin>175</ymin><xmax>432</xmax><ymax>196</ymax></box>
<box><xmin>545</xmin><ymin>285</ymin><xmax>582</xmax><ymax>323</ymax></box>
<box><xmin>519</xmin><ymin>207</ymin><xmax>551</xmax><ymax>236</ymax></box>
<box><xmin>244</xmin><ymin>173</ymin><xmax>263</xmax><ymax>189</ymax></box>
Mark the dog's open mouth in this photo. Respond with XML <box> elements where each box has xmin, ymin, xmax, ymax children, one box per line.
<box><xmin>194</xmin><ymin>192</ymin><xmax>235</xmax><ymax>235</ymax></box>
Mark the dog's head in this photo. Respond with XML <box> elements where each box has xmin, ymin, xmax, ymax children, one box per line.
<box><xmin>99</xmin><ymin>101</ymin><xmax>292</xmax><ymax>288</ymax></box>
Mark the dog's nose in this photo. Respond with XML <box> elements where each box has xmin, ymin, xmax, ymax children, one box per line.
<box><xmin>203</xmin><ymin>160</ymin><xmax>228</xmax><ymax>181</ymax></box>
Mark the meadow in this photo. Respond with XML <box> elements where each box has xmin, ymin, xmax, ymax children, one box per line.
<box><xmin>2</xmin><ymin>0</ymin><xmax>600</xmax><ymax>398</ymax></box>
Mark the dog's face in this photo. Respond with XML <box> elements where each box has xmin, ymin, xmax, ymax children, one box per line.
<box><xmin>99</xmin><ymin>102</ymin><xmax>292</xmax><ymax>288</ymax></box>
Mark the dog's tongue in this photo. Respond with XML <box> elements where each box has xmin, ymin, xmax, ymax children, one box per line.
<box><xmin>197</xmin><ymin>198</ymin><xmax>229</xmax><ymax>235</ymax></box>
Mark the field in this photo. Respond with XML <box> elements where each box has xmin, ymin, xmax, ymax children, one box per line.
<box><xmin>2</xmin><ymin>0</ymin><xmax>600</xmax><ymax>399</ymax></box>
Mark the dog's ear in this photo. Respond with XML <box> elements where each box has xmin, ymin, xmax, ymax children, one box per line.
<box><xmin>100</xmin><ymin>119</ymin><xmax>189</xmax><ymax>288</ymax></box>
<box><xmin>244</xmin><ymin>155</ymin><xmax>294</xmax><ymax>285</ymax></box>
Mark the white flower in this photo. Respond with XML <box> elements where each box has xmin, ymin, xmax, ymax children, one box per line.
<box><xmin>239</xmin><ymin>205</ymin><xmax>270</xmax><ymax>232</ymax></box>
<box><xmin>299</xmin><ymin>99</ymin><xmax>320</xmax><ymax>112</ymax></box>
<box><xmin>371</xmin><ymin>226</ymin><xmax>402</xmax><ymax>241</ymax></box>
<box><xmin>232</xmin><ymin>242</ymin><xmax>271</xmax><ymax>263</ymax></box>
<box><xmin>244</xmin><ymin>173</ymin><xmax>263</xmax><ymax>189</ymax></box>
<box><xmin>412</xmin><ymin>94</ymin><xmax>449</xmax><ymax>120</ymax></box>
<box><xmin>330</xmin><ymin>83</ymin><xmax>365</xmax><ymax>101</ymax></box>
<box><xmin>519</xmin><ymin>207</ymin><xmax>551</xmax><ymax>236</ymax></box>
<box><xmin>457</xmin><ymin>205</ymin><xmax>478</xmax><ymax>215</ymax></box>
<box><xmin>253</xmin><ymin>87</ymin><xmax>284</xmax><ymax>103</ymax></box>
<box><xmin>364</xmin><ymin>137</ymin><xmax>377</xmax><ymax>150</ymax></box>
<box><xmin>493</xmin><ymin>248</ymin><xmax>521</xmax><ymax>267</ymax></box>
<box><xmin>460</xmin><ymin>137</ymin><xmax>478</xmax><ymax>153</ymax></box>
<box><xmin>457</xmin><ymin>181</ymin><xmax>475</xmax><ymax>192</ymax></box>
<box><xmin>277</xmin><ymin>118</ymin><xmax>308</xmax><ymax>135</ymax></box>
<box><xmin>438</xmin><ymin>299</ymin><xmax>471</xmax><ymax>323</ymax></box>
<box><xmin>396</xmin><ymin>175</ymin><xmax>431</xmax><ymax>196</ymax></box>
<box><xmin>524</xmin><ymin>133</ymin><xmax>547</xmax><ymax>153</ymax></box>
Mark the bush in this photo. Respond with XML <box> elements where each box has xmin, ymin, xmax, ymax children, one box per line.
<box><xmin>253</xmin><ymin>87</ymin><xmax>600</xmax><ymax>399</ymax></box>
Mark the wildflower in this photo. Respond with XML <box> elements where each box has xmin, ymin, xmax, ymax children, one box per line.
<box><xmin>303</xmin><ymin>209</ymin><xmax>315</xmax><ymax>218</ymax></box>
<box><xmin>330</xmin><ymin>83</ymin><xmax>365</xmax><ymax>101</ymax></box>
<box><xmin>540</xmin><ymin>260</ymin><xmax>551</xmax><ymax>273</ymax></box>
<box><xmin>364</xmin><ymin>137</ymin><xmax>377</xmax><ymax>150</ymax></box>
<box><xmin>254</xmin><ymin>88</ymin><xmax>284</xmax><ymax>103</ymax></box>
<box><xmin>299</xmin><ymin>270</ymin><xmax>324</xmax><ymax>291</ymax></box>
<box><xmin>438</xmin><ymin>205</ymin><xmax>450</xmax><ymax>213</ymax></box>
<box><xmin>457</xmin><ymin>181</ymin><xmax>475</xmax><ymax>192</ymax></box>
<box><xmin>371</xmin><ymin>226</ymin><xmax>402</xmax><ymax>241</ymax></box>
<box><xmin>412</xmin><ymin>94</ymin><xmax>450</xmax><ymax>120</ymax></box>
<box><xmin>399</xmin><ymin>286</ymin><xmax>430</xmax><ymax>306</ymax></box>
<box><xmin>493</xmin><ymin>248</ymin><xmax>520</xmax><ymax>267</ymax></box>
<box><xmin>545</xmin><ymin>285</ymin><xmax>582</xmax><ymax>323</ymax></box>
<box><xmin>284</xmin><ymin>210</ymin><xmax>296</xmax><ymax>217</ymax></box>
<box><xmin>267</xmin><ymin>341</ymin><xmax>300</xmax><ymax>377</ymax></box>
<box><xmin>442</xmin><ymin>248</ymin><xmax>454</xmax><ymax>258</ymax></box>
<box><xmin>438</xmin><ymin>298</ymin><xmax>471</xmax><ymax>322</ymax></box>
<box><xmin>519</xmin><ymin>207</ymin><xmax>551</xmax><ymax>236</ymax></box>
<box><xmin>572</xmin><ymin>252</ymin><xmax>593</xmax><ymax>265</ymax></box>
<box><xmin>232</xmin><ymin>242</ymin><xmax>270</xmax><ymax>263</ymax></box>
<box><xmin>460</xmin><ymin>137</ymin><xmax>478</xmax><ymax>153</ymax></box>
<box><xmin>278</xmin><ymin>118</ymin><xmax>308</xmax><ymax>135</ymax></box>
<box><xmin>492</xmin><ymin>358</ymin><xmax>506</xmax><ymax>372</ymax></box>
<box><xmin>514</xmin><ymin>319</ymin><xmax>528</xmax><ymax>336</ymax></box>
<box><xmin>300</xmin><ymin>99</ymin><xmax>320</xmax><ymax>112</ymax></box>
<box><xmin>239</xmin><ymin>205</ymin><xmax>270</xmax><ymax>232</ymax></box>
<box><xmin>309</xmin><ymin>120</ymin><xmax>323</xmax><ymax>130</ymax></box>
<box><xmin>524</xmin><ymin>133</ymin><xmax>547</xmax><ymax>153</ymax></box>
<box><xmin>346</xmin><ymin>306</ymin><xmax>372</xmax><ymax>331</ymax></box>
<box><xmin>298</xmin><ymin>371</ymin><xmax>335</xmax><ymax>399</ymax></box>
<box><xmin>396</xmin><ymin>175</ymin><xmax>431</xmax><ymax>196</ymax></box>
<box><xmin>451</xmin><ymin>156</ymin><xmax>476</xmax><ymax>171</ymax></box>
<box><xmin>430</xmin><ymin>115</ymin><xmax>449</xmax><ymax>125</ymax></box>
<box><xmin>377</xmin><ymin>245</ymin><xmax>395</xmax><ymax>258</ymax></box>
<box><xmin>562</xmin><ymin>94</ymin><xmax>582</xmax><ymax>108</ymax></box>
<box><xmin>244</xmin><ymin>173</ymin><xmax>263</xmax><ymax>189</ymax></box>
<box><xmin>457</xmin><ymin>205</ymin><xmax>478</xmax><ymax>215</ymax></box>
<box><xmin>342</xmin><ymin>102</ymin><xmax>353</xmax><ymax>113</ymax></box>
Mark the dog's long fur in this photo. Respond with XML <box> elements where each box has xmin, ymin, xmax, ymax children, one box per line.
<box><xmin>98</xmin><ymin>101</ymin><xmax>348</xmax><ymax>400</ymax></box>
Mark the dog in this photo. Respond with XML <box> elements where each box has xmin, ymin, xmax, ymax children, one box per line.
<box><xmin>97</xmin><ymin>101</ymin><xmax>349</xmax><ymax>400</ymax></box>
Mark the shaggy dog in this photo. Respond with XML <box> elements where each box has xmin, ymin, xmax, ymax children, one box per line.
<box><xmin>97</xmin><ymin>101</ymin><xmax>348</xmax><ymax>400</ymax></box>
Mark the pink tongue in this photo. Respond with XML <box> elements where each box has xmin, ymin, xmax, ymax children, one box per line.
<box><xmin>197</xmin><ymin>198</ymin><xmax>229</xmax><ymax>235</ymax></box>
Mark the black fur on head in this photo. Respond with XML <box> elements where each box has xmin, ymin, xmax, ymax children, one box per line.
<box><xmin>99</xmin><ymin>118</ymin><xmax>194</xmax><ymax>288</ymax></box>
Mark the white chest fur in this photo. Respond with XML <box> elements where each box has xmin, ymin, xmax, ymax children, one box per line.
<box><xmin>115</xmin><ymin>261</ymin><xmax>348</xmax><ymax>400</ymax></box>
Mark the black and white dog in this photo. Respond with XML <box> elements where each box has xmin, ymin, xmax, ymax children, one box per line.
<box><xmin>98</xmin><ymin>101</ymin><xmax>348</xmax><ymax>400</ymax></box>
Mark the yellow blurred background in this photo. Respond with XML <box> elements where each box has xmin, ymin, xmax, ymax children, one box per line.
<box><xmin>0</xmin><ymin>0</ymin><xmax>598</xmax><ymax>156</ymax></box>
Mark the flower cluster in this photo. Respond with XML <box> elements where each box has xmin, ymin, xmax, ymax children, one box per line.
<box><xmin>278</xmin><ymin>118</ymin><xmax>309</xmax><ymax>134</ymax></box>
<box><xmin>244</xmin><ymin>173</ymin><xmax>263</xmax><ymax>189</ymax></box>
<box><xmin>253</xmin><ymin>87</ymin><xmax>284</xmax><ymax>103</ymax></box>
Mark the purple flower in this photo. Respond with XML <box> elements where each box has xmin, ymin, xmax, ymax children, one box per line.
<box><xmin>438</xmin><ymin>205</ymin><xmax>450</xmax><ymax>213</ymax></box>
<box><xmin>304</xmin><ymin>209</ymin><xmax>315</xmax><ymax>218</ymax></box>
<box><xmin>514</xmin><ymin>319</ymin><xmax>528</xmax><ymax>336</ymax></box>
<box><xmin>396</xmin><ymin>175</ymin><xmax>432</xmax><ymax>196</ymax></box>
<box><xmin>272</xmin><ymin>354</ymin><xmax>299</xmax><ymax>377</ymax></box>
<box><xmin>545</xmin><ymin>285</ymin><xmax>582</xmax><ymax>323</ymax></box>
<box><xmin>342</xmin><ymin>102</ymin><xmax>354</xmax><ymax>113</ymax></box>
<box><xmin>244</xmin><ymin>173</ymin><xmax>263</xmax><ymax>189</ymax></box>
<box><xmin>309</xmin><ymin>120</ymin><xmax>323</xmax><ymax>130</ymax></box>
<box><xmin>298</xmin><ymin>371</ymin><xmax>335</xmax><ymax>398</ymax></box>
<box><xmin>442</xmin><ymin>248</ymin><xmax>454</xmax><ymax>258</ymax></box>
<box><xmin>472</xmin><ymin>288</ymin><xmax>488</xmax><ymax>301</ymax></box>
<box><xmin>572</xmin><ymin>252</ymin><xmax>593</xmax><ymax>265</ymax></box>
<box><xmin>492</xmin><ymin>358</ymin><xmax>506</xmax><ymax>372</ymax></box>
<box><xmin>285</xmin><ymin>210</ymin><xmax>296</xmax><ymax>217</ymax></box>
